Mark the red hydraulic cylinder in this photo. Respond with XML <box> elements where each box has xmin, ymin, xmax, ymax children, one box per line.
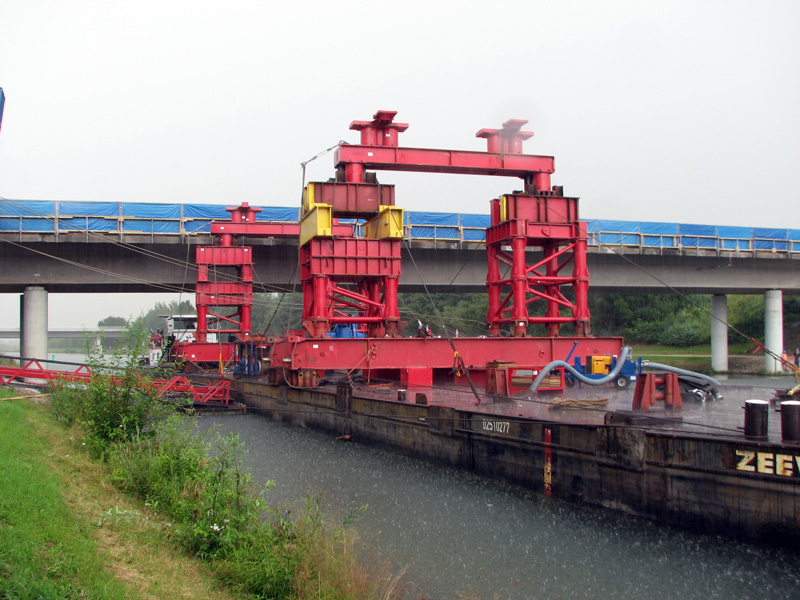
<box><xmin>533</xmin><ymin>172</ymin><xmax>551</xmax><ymax>194</ymax></box>
<box><xmin>345</xmin><ymin>163</ymin><xmax>364</xmax><ymax>183</ymax></box>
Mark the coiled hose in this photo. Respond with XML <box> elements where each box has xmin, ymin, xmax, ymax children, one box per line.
<box><xmin>528</xmin><ymin>347</ymin><xmax>723</xmax><ymax>400</ymax></box>
<box><xmin>529</xmin><ymin>346</ymin><xmax>632</xmax><ymax>395</ymax></box>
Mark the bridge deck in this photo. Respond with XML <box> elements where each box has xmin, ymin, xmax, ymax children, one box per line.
<box><xmin>1</xmin><ymin>199</ymin><xmax>799</xmax><ymax>256</ymax></box>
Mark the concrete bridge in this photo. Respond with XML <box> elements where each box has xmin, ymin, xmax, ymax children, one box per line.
<box><xmin>1</xmin><ymin>200</ymin><xmax>798</xmax><ymax>372</ymax></box>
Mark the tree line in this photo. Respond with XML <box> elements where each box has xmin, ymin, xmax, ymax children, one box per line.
<box><xmin>100</xmin><ymin>293</ymin><xmax>800</xmax><ymax>349</ymax></box>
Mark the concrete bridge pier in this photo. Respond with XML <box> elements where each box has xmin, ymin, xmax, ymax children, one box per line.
<box><xmin>764</xmin><ymin>289</ymin><xmax>783</xmax><ymax>373</ymax></box>
<box><xmin>711</xmin><ymin>294</ymin><xmax>728</xmax><ymax>372</ymax></box>
<box><xmin>20</xmin><ymin>285</ymin><xmax>48</xmax><ymax>363</ymax></box>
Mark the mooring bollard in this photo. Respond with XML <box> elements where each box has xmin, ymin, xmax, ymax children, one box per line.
<box><xmin>781</xmin><ymin>400</ymin><xmax>800</xmax><ymax>442</ymax></box>
<box><xmin>744</xmin><ymin>400</ymin><xmax>770</xmax><ymax>439</ymax></box>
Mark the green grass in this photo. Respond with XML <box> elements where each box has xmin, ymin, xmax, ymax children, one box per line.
<box><xmin>0</xmin><ymin>396</ymin><xmax>134</xmax><ymax>599</ymax></box>
<box><xmin>3</xmin><ymin>376</ymin><xmax>404</xmax><ymax>600</ymax></box>
<box><xmin>0</xmin><ymin>392</ymin><xmax>243</xmax><ymax>600</ymax></box>
<box><xmin>632</xmin><ymin>342</ymin><xmax>755</xmax><ymax>356</ymax></box>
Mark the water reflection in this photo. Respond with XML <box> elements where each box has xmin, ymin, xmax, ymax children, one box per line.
<box><xmin>199</xmin><ymin>414</ymin><xmax>800</xmax><ymax>600</ymax></box>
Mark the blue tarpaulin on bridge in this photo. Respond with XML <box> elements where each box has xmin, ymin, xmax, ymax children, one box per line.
<box><xmin>0</xmin><ymin>200</ymin><xmax>797</xmax><ymax>255</ymax></box>
<box><xmin>588</xmin><ymin>220</ymin><xmax>639</xmax><ymax>245</ymax></box>
<box><xmin>460</xmin><ymin>214</ymin><xmax>491</xmax><ymax>228</ymax></box>
<box><xmin>0</xmin><ymin>217</ymin><xmax>52</xmax><ymax>231</ymax></box>
<box><xmin>718</xmin><ymin>226</ymin><xmax>752</xmax><ymax>250</ymax></box>
<box><xmin>261</xmin><ymin>207</ymin><xmax>299</xmax><ymax>221</ymax></box>
<box><xmin>460</xmin><ymin>213</ymin><xmax>489</xmax><ymax>241</ymax></box>
<box><xmin>0</xmin><ymin>200</ymin><xmax>56</xmax><ymax>216</ymax></box>
<box><xmin>679</xmin><ymin>223</ymin><xmax>717</xmax><ymax>248</ymax></box>
<box><xmin>406</xmin><ymin>211</ymin><xmax>460</xmax><ymax>239</ymax></box>
<box><xmin>122</xmin><ymin>219</ymin><xmax>181</xmax><ymax>233</ymax></box>
<box><xmin>183</xmin><ymin>204</ymin><xmax>229</xmax><ymax>219</ymax></box>
<box><xmin>593</xmin><ymin>220</ymin><xmax>639</xmax><ymax>232</ymax></box>
<box><xmin>407</xmin><ymin>211</ymin><xmax>459</xmax><ymax>225</ymax></box>
<box><xmin>58</xmin><ymin>217</ymin><xmax>116</xmax><ymax>231</ymax></box>
<box><xmin>122</xmin><ymin>203</ymin><xmax>182</xmax><ymax>219</ymax></box>
<box><xmin>59</xmin><ymin>201</ymin><xmax>118</xmax><ymax>217</ymax></box>
<box><xmin>183</xmin><ymin>204</ymin><xmax>299</xmax><ymax>221</ymax></box>
<box><xmin>639</xmin><ymin>221</ymin><xmax>677</xmax><ymax>247</ymax></box>
<box><xmin>754</xmin><ymin>227</ymin><xmax>788</xmax><ymax>250</ymax></box>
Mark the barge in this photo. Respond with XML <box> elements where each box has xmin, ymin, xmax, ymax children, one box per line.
<box><xmin>167</xmin><ymin>111</ymin><xmax>799</xmax><ymax>547</ymax></box>
<box><xmin>231</xmin><ymin>376</ymin><xmax>800</xmax><ymax>549</ymax></box>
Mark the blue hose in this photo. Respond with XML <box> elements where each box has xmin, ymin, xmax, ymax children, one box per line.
<box><xmin>529</xmin><ymin>346</ymin><xmax>632</xmax><ymax>395</ymax></box>
<box><xmin>643</xmin><ymin>362</ymin><xmax>723</xmax><ymax>399</ymax></box>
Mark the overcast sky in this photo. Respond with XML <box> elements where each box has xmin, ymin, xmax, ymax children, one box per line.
<box><xmin>1</xmin><ymin>0</ymin><xmax>798</xmax><ymax>329</ymax></box>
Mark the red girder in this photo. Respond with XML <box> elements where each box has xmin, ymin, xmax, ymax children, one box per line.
<box><xmin>266</xmin><ymin>336</ymin><xmax>622</xmax><ymax>373</ymax></box>
<box><xmin>0</xmin><ymin>361</ymin><xmax>230</xmax><ymax>404</ymax></box>
<box><xmin>335</xmin><ymin>145</ymin><xmax>554</xmax><ymax>178</ymax></box>
<box><xmin>210</xmin><ymin>221</ymin><xmax>354</xmax><ymax>238</ymax></box>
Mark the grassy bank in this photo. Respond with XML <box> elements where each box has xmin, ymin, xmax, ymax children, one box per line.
<box><xmin>631</xmin><ymin>342</ymin><xmax>769</xmax><ymax>374</ymax></box>
<box><xmin>1</xmin><ymin>372</ymin><xmax>401</xmax><ymax>600</ymax></box>
<box><xmin>0</xmin><ymin>390</ymin><xmax>238</xmax><ymax>599</ymax></box>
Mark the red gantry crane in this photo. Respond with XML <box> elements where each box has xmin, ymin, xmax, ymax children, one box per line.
<box><xmin>171</xmin><ymin>111</ymin><xmax>623</xmax><ymax>394</ymax></box>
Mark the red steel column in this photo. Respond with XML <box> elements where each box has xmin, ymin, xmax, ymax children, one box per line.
<box><xmin>573</xmin><ymin>225</ymin><xmax>590</xmax><ymax>336</ymax></box>
<box><xmin>307</xmin><ymin>275</ymin><xmax>330</xmax><ymax>337</ymax></box>
<box><xmin>241</xmin><ymin>304</ymin><xmax>252</xmax><ymax>337</ymax></box>
<box><xmin>384</xmin><ymin>276</ymin><xmax>399</xmax><ymax>337</ymax></box>
<box><xmin>511</xmin><ymin>236</ymin><xmax>528</xmax><ymax>337</ymax></box>
<box><xmin>196</xmin><ymin>304</ymin><xmax>208</xmax><ymax>343</ymax></box>
<box><xmin>486</xmin><ymin>244</ymin><xmax>502</xmax><ymax>336</ymax></box>
<box><xmin>367</xmin><ymin>282</ymin><xmax>384</xmax><ymax>338</ymax></box>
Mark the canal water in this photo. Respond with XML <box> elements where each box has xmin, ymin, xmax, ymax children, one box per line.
<box><xmin>199</xmin><ymin>412</ymin><xmax>800</xmax><ymax>600</ymax></box>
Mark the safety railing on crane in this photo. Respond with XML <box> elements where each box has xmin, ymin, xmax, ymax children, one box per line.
<box><xmin>1</xmin><ymin>199</ymin><xmax>798</xmax><ymax>256</ymax></box>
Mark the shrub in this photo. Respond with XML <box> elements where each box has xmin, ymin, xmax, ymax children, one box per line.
<box><xmin>49</xmin><ymin>325</ymin><xmax>176</xmax><ymax>458</ymax></box>
<box><xmin>661</xmin><ymin>317</ymin><xmax>709</xmax><ymax>347</ymax></box>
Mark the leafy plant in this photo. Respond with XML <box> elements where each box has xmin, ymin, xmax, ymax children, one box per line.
<box><xmin>49</xmin><ymin>325</ymin><xmax>175</xmax><ymax>458</ymax></box>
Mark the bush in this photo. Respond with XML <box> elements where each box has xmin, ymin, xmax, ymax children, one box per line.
<box><xmin>110</xmin><ymin>420</ymin><xmax>264</xmax><ymax>558</ymax></box>
<box><xmin>49</xmin><ymin>326</ymin><xmax>175</xmax><ymax>458</ymax></box>
<box><xmin>661</xmin><ymin>317</ymin><xmax>709</xmax><ymax>347</ymax></box>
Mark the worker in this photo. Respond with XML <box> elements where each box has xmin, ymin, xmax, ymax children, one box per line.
<box><xmin>782</xmin><ymin>350</ymin><xmax>790</xmax><ymax>371</ymax></box>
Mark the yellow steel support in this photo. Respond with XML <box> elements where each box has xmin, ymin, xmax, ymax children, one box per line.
<box><xmin>302</xmin><ymin>182</ymin><xmax>318</xmax><ymax>216</ymax></box>
<box><xmin>499</xmin><ymin>195</ymin><xmax>508</xmax><ymax>223</ymax></box>
<box><xmin>363</xmin><ymin>206</ymin><xmax>404</xmax><ymax>240</ymax></box>
<box><xmin>299</xmin><ymin>204</ymin><xmax>333</xmax><ymax>246</ymax></box>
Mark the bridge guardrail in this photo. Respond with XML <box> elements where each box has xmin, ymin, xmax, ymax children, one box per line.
<box><xmin>1</xmin><ymin>199</ymin><xmax>798</xmax><ymax>256</ymax></box>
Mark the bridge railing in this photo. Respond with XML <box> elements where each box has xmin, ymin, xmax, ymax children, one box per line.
<box><xmin>1</xmin><ymin>199</ymin><xmax>798</xmax><ymax>256</ymax></box>
<box><xmin>0</xmin><ymin>200</ymin><xmax>302</xmax><ymax>241</ymax></box>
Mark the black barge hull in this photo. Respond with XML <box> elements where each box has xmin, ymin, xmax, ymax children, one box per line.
<box><xmin>232</xmin><ymin>379</ymin><xmax>800</xmax><ymax>548</ymax></box>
